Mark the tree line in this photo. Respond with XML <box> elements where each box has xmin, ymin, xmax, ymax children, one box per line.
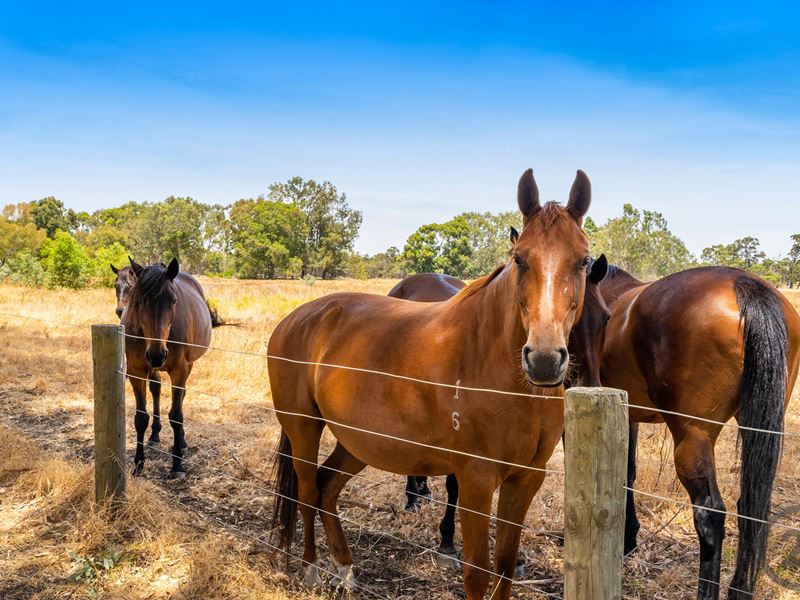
<box><xmin>1</xmin><ymin>178</ymin><xmax>799</xmax><ymax>288</ymax></box>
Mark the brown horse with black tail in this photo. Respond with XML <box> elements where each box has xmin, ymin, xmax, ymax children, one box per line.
<box><xmin>600</xmin><ymin>264</ymin><xmax>800</xmax><ymax>599</ymax></box>
<box><xmin>391</xmin><ymin>252</ymin><xmax>610</xmax><ymax>571</ymax></box>
<box><xmin>269</xmin><ymin>168</ymin><xmax>593</xmax><ymax>600</ymax></box>
<box><xmin>122</xmin><ymin>257</ymin><xmax>224</xmax><ymax>478</ymax></box>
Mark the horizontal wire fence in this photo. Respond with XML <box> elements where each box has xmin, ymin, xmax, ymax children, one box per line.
<box><xmin>2</xmin><ymin>311</ymin><xmax>800</xmax><ymax>597</ymax></box>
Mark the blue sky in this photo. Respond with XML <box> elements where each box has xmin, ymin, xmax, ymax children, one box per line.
<box><xmin>1</xmin><ymin>2</ymin><xmax>799</xmax><ymax>256</ymax></box>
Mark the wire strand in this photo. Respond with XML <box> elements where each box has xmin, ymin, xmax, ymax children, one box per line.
<box><xmin>121</xmin><ymin>371</ymin><xmax>565</xmax><ymax>476</ymax></box>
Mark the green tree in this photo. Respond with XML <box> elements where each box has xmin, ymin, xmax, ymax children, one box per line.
<box><xmin>268</xmin><ymin>177</ymin><xmax>362</xmax><ymax>278</ymax></box>
<box><xmin>0</xmin><ymin>250</ymin><xmax>47</xmax><ymax>286</ymax></box>
<box><xmin>701</xmin><ymin>237</ymin><xmax>766</xmax><ymax>270</ymax></box>
<box><xmin>41</xmin><ymin>230</ymin><xmax>94</xmax><ymax>289</ymax></box>
<box><xmin>93</xmin><ymin>242</ymin><xmax>130</xmax><ymax>286</ymax></box>
<box><xmin>591</xmin><ymin>204</ymin><xmax>692</xmax><ymax>279</ymax></box>
<box><xmin>0</xmin><ymin>220</ymin><xmax>47</xmax><ymax>264</ymax></box>
<box><xmin>363</xmin><ymin>246</ymin><xmax>406</xmax><ymax>278</ymax></box>
<box><xmin>31</xmin><ymin>197</ymin><xmax>78</xmax><ymax>237</ymax></box>
<box><xmin>229</xmin><ymin>198</ymin><xmax>307</xmax><ymax>278</ymax></box>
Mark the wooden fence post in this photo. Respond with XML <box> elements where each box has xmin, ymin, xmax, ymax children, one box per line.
<box><xmin>564</xmin><ymin>386</ymin><xmax>628</xmax><ymax>600</ymax></box>
<box><xmin>92</xmin><ymin>324</ymin><xmax>126</xmax><ymax>505</ymax></box>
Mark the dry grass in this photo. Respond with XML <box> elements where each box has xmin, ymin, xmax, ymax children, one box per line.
<box><xmin>1</xmin><ymin>279</ymin><xmax>799</xmax><ymax>599</ymax></box>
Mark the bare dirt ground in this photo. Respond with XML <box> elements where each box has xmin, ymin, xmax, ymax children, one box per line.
<box><xmin>1</xmin><ymin>280</ymin><xmax>799</xmax><ymax>599</ymax></box>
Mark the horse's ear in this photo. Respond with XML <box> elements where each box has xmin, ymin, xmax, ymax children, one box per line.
<box><xmin>588</xmin><ymin>253</ymin><xmax>608</xmax><ymax>284</ymax></box>
<box><xmin>509</xmin><ymin>226</ymin><xmax>520</xmax><ymax>245</ymax></box>
<box><xmin>129</xmin><ymin>256</ymin><xmax>143</xmax><ymax>277</ymax></box>
<box><xmin>517</xmin><ymin>168</ymin><xmax>540</xmax><ymax>223</ymax></box>
<box><xmin>166</xmin><ymin>258</ymin><xmax>179</xmax><ymax>280</ymax></box>
<box><xmin>110</xmin><ymin>264</ymin><xmax>119</xmax><ymax>275</ymax></box>
<box><xmin>566</xmin><ymin>169</ymin><xmax>591</xmax><ymax>223</ymax></box>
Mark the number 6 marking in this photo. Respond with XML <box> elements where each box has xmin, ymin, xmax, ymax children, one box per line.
<box><xmin>452</xmin><ymin>411</ymin><xmax>460</xmax><ymax>431</ymax></box>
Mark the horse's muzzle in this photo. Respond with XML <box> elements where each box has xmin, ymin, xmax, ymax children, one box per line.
<box><xmin>522</xmin><ymin>345</ymin><xmax>568</xmax><ymax>387</ymax></box>
<box><xmin>146</xmin><ymin>348</ymin><xmax>168</xmax><ymax>368</ymax></box>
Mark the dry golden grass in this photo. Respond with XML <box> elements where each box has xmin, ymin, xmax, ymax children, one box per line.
<box><xmin>1</xmin><ymin>278</ymin><xmax>799</xmax><ymax>599</ymax></box>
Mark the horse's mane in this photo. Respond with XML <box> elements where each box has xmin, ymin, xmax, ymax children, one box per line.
<box><xmin>452</xmin><ymin>263</ymin><xmax>508</xmax><ymax>302</ymax></box>
<box><xmin>131</xmin><ymin>264</ymin><xmax>173</xmax><ymax>301</ymax></box>
<box><xmin>606</xmin><ymin>264</ymin><xmax>643</xmax><ymax>284</ymax></box>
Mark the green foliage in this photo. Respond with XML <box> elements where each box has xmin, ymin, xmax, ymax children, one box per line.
<box><xmin>591</xmin><ymin>203</ymin><xmax>692</xmax><ymax>279</ymax></box>
<box><xmin>268</xmin><ymin>177</ymin><xmax>362</xmax><ymax>278</ymax></box>
<box><xmin>93</xmin><ymin>242</ymin><xmax>130</xmax><ymax>286</ymax></box>
<box><xmin>0</xmin><ymin>220</ymin><xmax>47</xmax><ymax>262</ymax></box>
<box><xmin>41</xmin><ymin>231</ymin><xmax>95</xmax><ymax>289</ymax></box>
<box><xmin>701</xmin><ymin>237</ymin><xmax>766</xmax><ymax>269</ymax></box>
<box><xmin>31</xmin><ymin>196</ymin><xmax>78</xmax><ymax>237</ymax></box>
<box><xmin>68</xmin><ymin>549</ymin><xmax>121</xmax><ymax>598</ymax></box>
<box><xmin>0</xmin><ymin>250</ymin><xmax>47</xmax><ymax>286</ymax></box>
<box><xmin>402</xmin><ymin>211</ymin><xmax>520</xmax><ymax>278</ymax></box>
<box><xmin>361</xmin><ymin>246</ymin><xmax>406</xmax><ymax>278</ymax></box>
<box><xmin>229</xmin><ymin>198</ymin><xmax>306</xmax><ymax>278</ymax></box>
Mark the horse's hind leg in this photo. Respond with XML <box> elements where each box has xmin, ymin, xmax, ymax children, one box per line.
<box><xmin>436</xmin><ymin>474</ymin><xmax>460</xmax><ymax>569</ymax></box>
<box><xmin>405</xmin><ymin>475</ymin><xmax>432</xmax><ymax>511</ymax></box>
<box><xmin>316</xmin><ymin>442</ymin><xmax>366</xmax><ymax>589</ymax></box>
<box><xmin>624</xmin><ymin>422</ymin><xmax>640</xmax><ymax>554</ymax></box>
<box><xmin>673</xmin><ymin>427</ymin><xmax>725</xmax><ymax>600</ymax></box>
<box><xmin>285</xmin><ymin>418</ymin><xmax>325</xmax><ymax>588</ymax></box>
<box><xmin>147</xmin><ymin>370</ymin><xmax>162</xmax><ymax>446</ymax></box>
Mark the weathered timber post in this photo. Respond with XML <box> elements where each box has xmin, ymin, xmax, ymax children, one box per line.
<box><xmin>92</xmin><ymin>324</ymin><xmax>126</xmax><ymax>504</ymax></box>
<box><xmin>564</xmin><ymin>386</ymin><xmax>628</xmax><ymax>600</ymax></box>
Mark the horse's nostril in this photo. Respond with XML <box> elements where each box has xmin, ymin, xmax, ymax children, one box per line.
<box><xmin>557</xmin><ymin>347</ymin><xmax>569</xmax><ymax>367</ymax></box>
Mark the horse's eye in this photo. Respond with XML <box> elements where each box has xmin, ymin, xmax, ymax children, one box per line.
<box><xmin>581</xmin><ymin>257</ymin><xmax>591</xmax><ymax>269</ymax></box>
<box><xmin>513</xmin><ymin>254</ymin><xmax>526</xmax><ymax>269</ymax></box>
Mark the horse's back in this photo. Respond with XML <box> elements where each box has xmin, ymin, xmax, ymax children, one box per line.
<box><xmin>174</xmin><ymin>272</ymin><xmax>212</xmax><ymax>359</ymax></box>
<box><xmin>388</xmin><ymin>273</ymin><xmax>466</xmax><ymax>302</ymax></box>
<box><xmin>604</xmin><ymin>266</ymin><xmax>800</xmax><ymax>419</ymax></box>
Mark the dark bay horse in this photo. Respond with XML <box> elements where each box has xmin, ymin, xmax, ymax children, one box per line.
<box><xmin>269</xmin><ymin>169</ymin><xmax>593</xmax><ymax>599</ymax></box>
<box><xmin>122</xmin><ymin>257</ymin><xmax>220</xmax><ymax>478</ymax></box>
<box><xmin>111</xmin><ymin>264</ymin><xmax>136</xmax><ymax>318</ymax></box>
<box><xmin>599</xmin><ymin>264</ymin><xmax>800</xmax><ymax>599</ymax></box>
<box><xmin>391</xmin><ymin>254</ymin><xmax>610</xmax><ymax>571</ymax></box>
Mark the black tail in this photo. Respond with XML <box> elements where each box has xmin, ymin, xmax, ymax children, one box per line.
<box><xmin>270</xmin><ymin>430</ymin><xmax>298</xmax><ymax>564</ymax></box>
<box><xmin>730</xmin><ymin>276</ymin><xmax>788</xmax><ymax>596</ymax></box>
<box><xmin>206</xmin><ymin>301</ymin><xmax>236</xmax><ymax>328</ymax></box>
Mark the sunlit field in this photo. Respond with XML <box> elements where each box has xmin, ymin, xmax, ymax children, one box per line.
<box><xmin>1</xmin><ymin>279</ymin><xmax>799</xmax><ymax>599</ymax></box>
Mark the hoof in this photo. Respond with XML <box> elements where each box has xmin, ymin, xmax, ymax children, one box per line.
<box><xmin>168</xmin><ymin>469</ymin><xmax>187</xmax><ymax>480</ymax></box>
<box><xmin>404</xmin><ymin>500</ymin><xmax>421</xmax><ymax>513</ymax></box>
<box><xmin>333</xmin><ymin>563</ymin><xmax>354</xmax><ymax>590</ymax></box>
<box><xmin>303</xmin><ymin>563</ymin><xmax>322</xmax><ymax>588</ymax></box>
<box><xmin>514</xmin><ymin>559</ymin><xmax>525</xmax><ymax>579</ymax></box>
<box><xmin>434</xmin><ymin>548</ymin><xmax>461</xmax><ymax>571</ymax></box>
<box><xmin>147</xmin><ymin>438</ymin><xmax>160</xmax><ymax>447</ymax></box>
<box><xmin>132</xmin><ymin>462</ymin><xmax>144</xmax><ymax>476</ymax></box>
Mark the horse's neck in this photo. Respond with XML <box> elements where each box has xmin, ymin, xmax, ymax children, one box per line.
<box><xmin>446</xmin><ymin>265</ymin><xmax>526</xmax><ymax>372</ymax></box>
<box><xmin>602</xmin><ymin>268</ymin><xmax>648</xmax><ymax>309</ymax></box>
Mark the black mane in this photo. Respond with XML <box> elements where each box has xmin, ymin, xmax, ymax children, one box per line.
<box><xmin>133</xmin><ymin>264</ymin><xmax>173</xmax><ymax>301</ymax></box>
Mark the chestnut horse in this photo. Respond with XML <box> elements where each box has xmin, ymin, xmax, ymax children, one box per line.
<box><xmin>122</xmin><ymin>257</ymin><xmax>221</xmax><ymax>478</ymax></box>
<box><xmin>600</xmin><ymin>264</ymin><xmax>800</xmax><ymax>599</ymax></box>
<box><xmin>391</xmin><ymin>253</ymin><xmax>610</xmax><ymax>571</ymax></box>
<box><xmin>269</xmin><ymin>169</ymin><xmax>593</xmax><ymax>600</ymax></box>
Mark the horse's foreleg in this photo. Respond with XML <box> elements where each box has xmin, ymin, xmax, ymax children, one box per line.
<box><xmin>456</xmin><ymin>469</ymin><xmax>495</xmax><ymax>600</ymax></box>
<box><xmin>624</xmin><ymin>422</ymin><xmax>640</xmax><ymax>554</ymax></box>
<box><xmin>316</xmin><ymin>442</ymin><xmax>366</xmax><ymax>590</ymax></box>
<box><xmin>147</xmin><ymin>370</ymin><xmax>162</xmax><ymax>446</ymax></box>
<box><xmin>491</xmin><ymin>470</ymin><xmax>544</xmax><ymax>599</ymax></box>
<box><xmin>436</xmin><ymin>474</ymin><xmax>459</xmax><ymax>567</ymax></box>
<box><xmin>130</xmin><ymin>374</ymin><xmax>148</xmax><ymax>476</ymax></box>
<box><xmin>166</xmin><ymin>364</ymin><xmax>192</xmax><ymax>478</ymax></box>
<box><xmin>674</xmin><ymin>430</ymin><xmax>725</xmax><ymax>600</ymax></box>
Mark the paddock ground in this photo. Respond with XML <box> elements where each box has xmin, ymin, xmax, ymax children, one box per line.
<box><xmin>1</xmin><ymin>279</ymin><xmax>799</xmax><ymax>599</ymax></box>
